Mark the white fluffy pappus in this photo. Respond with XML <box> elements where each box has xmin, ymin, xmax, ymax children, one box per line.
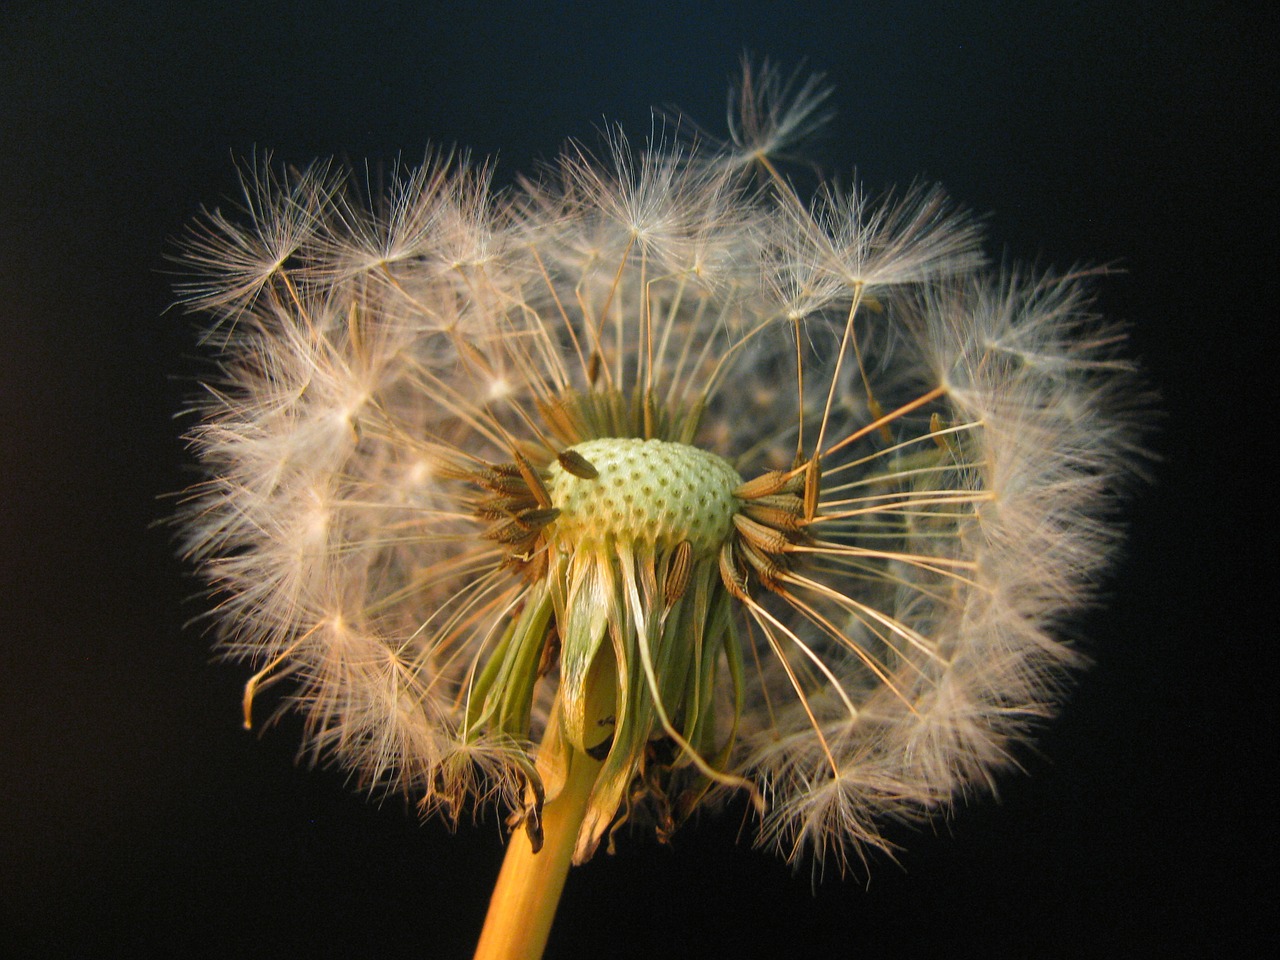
<box><xmin>175</xmin><ymin>64</ymin><xmax>1148</xmax><ymax>874</ymax></box>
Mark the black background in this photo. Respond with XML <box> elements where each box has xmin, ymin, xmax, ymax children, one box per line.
<box><xmin>3</xmin><ymin>2</ymin><xmax>1272</xmax><ymax>957</ymax></box>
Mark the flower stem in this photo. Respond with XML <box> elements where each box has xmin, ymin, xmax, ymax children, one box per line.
<box><xmin>473</xmin><ymin>747</ymin><xmax>601</xmax><ymax>960</ymax></box>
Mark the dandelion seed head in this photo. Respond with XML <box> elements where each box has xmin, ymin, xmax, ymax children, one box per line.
<box><xmin>176</xmin><ymin>61</ymin><xmax>1148</xmax><ymax>872</ymax></box>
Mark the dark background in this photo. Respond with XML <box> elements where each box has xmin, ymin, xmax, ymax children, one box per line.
<box><xmin>3</xmin><ymin>1</ymin><xmax>1272</xmax><ymax>957</ymax></box>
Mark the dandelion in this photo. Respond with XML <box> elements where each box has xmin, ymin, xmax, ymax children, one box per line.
<box><xmin>176</xmin><ymin>63</ymin><xmax>1147</xmax><ymax>960</ymax></box>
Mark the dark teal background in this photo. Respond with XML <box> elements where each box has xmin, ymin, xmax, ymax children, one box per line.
<box><xmin>2</xmin><ymin>1</ymin><xmax>1270</xmax><ymax>956</ymax></box>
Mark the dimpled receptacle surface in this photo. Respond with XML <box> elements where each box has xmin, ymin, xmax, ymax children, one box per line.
<box><xmin>545</xmin><ymin>438</ymin><xmax>742</xmax><ymax>555</ymax></box>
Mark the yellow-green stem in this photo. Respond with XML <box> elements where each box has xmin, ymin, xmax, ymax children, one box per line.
<box><xmin>472</xmin><ymin>748</ymin><xmax>602</xmax><ymax>960</ymax></box>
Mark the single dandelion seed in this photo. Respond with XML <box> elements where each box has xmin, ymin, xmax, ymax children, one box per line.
<box><xmin>175</xmin><ymin>61</ymin><xmax>1149</xmax><ymax>960</ymax></box>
